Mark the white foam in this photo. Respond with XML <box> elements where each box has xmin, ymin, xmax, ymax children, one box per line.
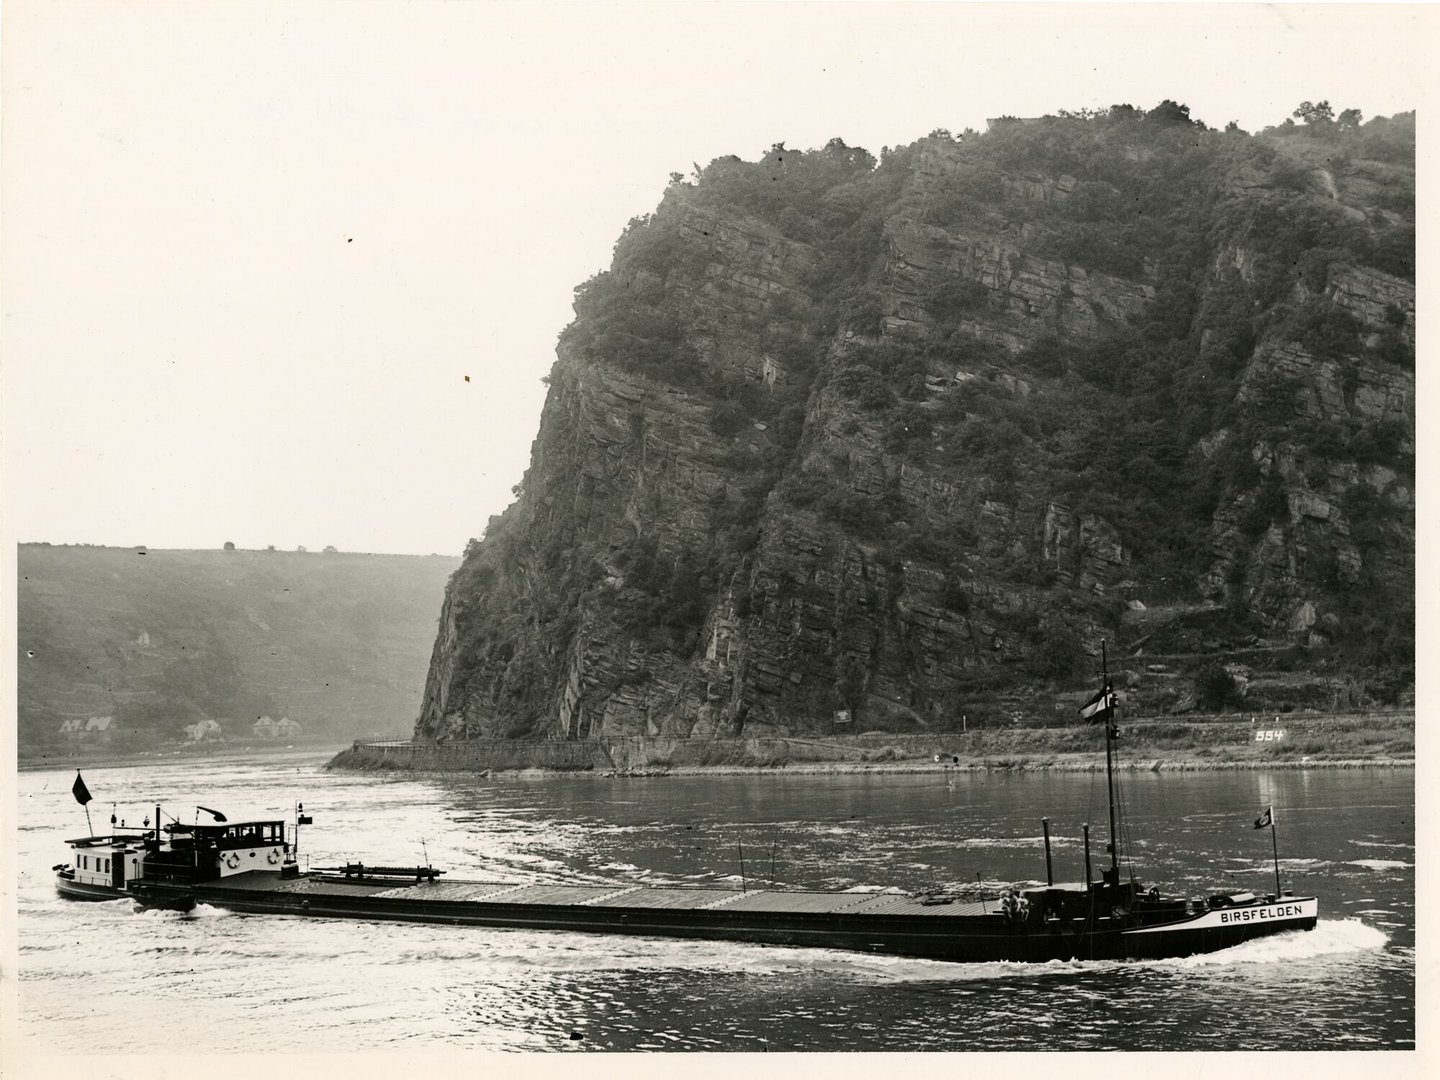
<box><xmin>1349</xmin><ymin>859</ymin><xmax>1412</xmax><ymax>871</ymax></box>
<box><xmin>1153</xmin><ymin>918</ymin><xmax>1386</xmax><ymax>968</ymax></box>
<box><xmin>133</xmin><ymin>901</ymin><xmax>233</xmax><ymax>920</ymax></box>
<box><xmin>958</xmin><ymin>836</ymin><xmax>1051</xmax><ymax>849</ymax></box>
<box><xmin>1350</xmin><ymin>840</ymin><xmax>1414</xmax><ymax>851</ymax></box>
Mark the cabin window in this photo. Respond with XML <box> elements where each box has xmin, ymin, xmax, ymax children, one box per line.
<box><xmin>103</xmin><ymin>858</ymin><xmax>110</xmax><ymax>873</ymax></box>
<box><xmin>80</xmin><ymin>856</ymin><xmax>87</xmax><ymax>870</ymax></box>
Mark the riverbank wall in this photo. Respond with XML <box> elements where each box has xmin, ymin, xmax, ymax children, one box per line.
<box><xmin>327</xmin><ymin>712</ymin><xmax>1414</xmax><ymax>775</ymax></box>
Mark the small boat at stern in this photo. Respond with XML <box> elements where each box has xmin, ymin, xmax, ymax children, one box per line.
<box><xmin>53</xmin><ymin>827</ymin><xmax>154</xmax><ymax>901</ymax></box>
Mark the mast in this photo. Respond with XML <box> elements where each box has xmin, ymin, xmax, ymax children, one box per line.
<box><xmin>1102</xmin><ymin>642</ymin><xmax>1119</xmax><ymax>885</ymax></box>
<box><xmin>1041</xmin><ymin>817</ymin><xmax>1054</xmax><ymax>886</ymax></box>
<box><xmin>1270</xmin><ymin>812</ymin><xmax>1281</xmax><ymax>896</ymax></box>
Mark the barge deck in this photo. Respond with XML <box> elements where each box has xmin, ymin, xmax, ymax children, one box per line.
<box><xmin>127</xmin><ymin>868</ymin><xmax>1318</xmax><ymax>963</ymax></box>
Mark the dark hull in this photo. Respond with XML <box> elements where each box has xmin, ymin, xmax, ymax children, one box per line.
<box><xmin>55</xmin><ymin>876</ymin><xmax>130</xmax><ymax>902</ymax></box>
<box><xmin>128</xmin><ymin>871</ymin><xmax>1318</xmax><ymax>963</ymax></box>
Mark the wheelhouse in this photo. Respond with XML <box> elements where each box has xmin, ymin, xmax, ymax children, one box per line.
<box><xmin>170</xmin><ymin>820</ymin><xmax>287</xmax><ymax>850</ymax></box>
<box><xmin>138</xmin><ymin>818</ymin><xmax>293</xmax><ymax>884</ymax></box>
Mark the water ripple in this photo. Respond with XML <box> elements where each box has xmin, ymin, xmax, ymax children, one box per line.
<box><xmin>14</xmin><ymin>757</ymin><xmax>1413</xmax><ymax>1052</ymax></box>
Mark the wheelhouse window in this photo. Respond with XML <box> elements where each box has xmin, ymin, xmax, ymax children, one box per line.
<box><xmin>204</xmin><ymin>820</ymin><xmax>285</xmax><ymax>848</ymax></box>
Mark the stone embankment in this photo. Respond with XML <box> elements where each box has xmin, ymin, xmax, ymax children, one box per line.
<box><xmin>330</xmin><ymin>712</ymin><xmax>1413</xmax><ymax>776</ymax></box>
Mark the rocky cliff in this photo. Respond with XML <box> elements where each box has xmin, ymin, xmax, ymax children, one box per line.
<box><xmin>419</xmin><ymin>105</ymin><xmax>1414</xmax><ymax>740</ymax></box>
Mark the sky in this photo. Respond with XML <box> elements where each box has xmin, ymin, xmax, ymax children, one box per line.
<box><xmin>2</xmin><ymin>1</ymin><xmax>1433</xmax><ymax>557</ymax></box>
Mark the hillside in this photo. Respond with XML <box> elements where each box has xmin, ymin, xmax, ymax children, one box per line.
<box><xmin>17</xmin><ymin>544</ymin><xmax>459</xmax><ymax>757</ymax></box>
<box><xmin>417</xmin><ymin>102</ymin><xmax>1414</xmax><ymax>741</ymax></box>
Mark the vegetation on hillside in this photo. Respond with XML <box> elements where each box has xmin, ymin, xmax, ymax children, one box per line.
<box><xmin>18</xmin><ymin>545</ymin><xmax>459</xmax><ymax>757</ymax></box>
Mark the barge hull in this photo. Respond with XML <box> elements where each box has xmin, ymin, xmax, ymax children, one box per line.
<box><xmin>129</xmin><ymin>872</ymin><xmax>1318</xmax><ymax>964</ymax></box>
<box><xmin>55</xmin><ymin>878</ymin><xmax>130</xmax><ymax>902</ymax></box>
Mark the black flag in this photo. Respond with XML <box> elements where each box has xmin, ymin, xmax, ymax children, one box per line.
<box><xmin>1254</xmin><ymin>806</ymin><xmax>1274</xmax><ymax>830</ymax></box>
<box><xmin>197</xmin><ymin>805</ymin><xmax>228</xmax><ymax>822</ymax></box>
<box><xmin>1077</xmin><ymin>687</ymin><xmax>1116</xmax><ymax>723</ymax></box>
<box><xmin>72</xmin><ymin>771</ymin><xmax>92</xmax><ymax>806</ymax></box>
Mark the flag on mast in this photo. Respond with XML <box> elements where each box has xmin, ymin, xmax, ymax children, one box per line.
<box><xmin>72</xmin><ymin>771</ymin><xmax>92</xmax><ymax>806</ymax></box>
<box><xmin>1254</xmin><ymin>806</ymin><xmax>1274</xmax><ymax>830</ymax></box>
<box><xmin>1077</xmin><ymin>687</ymin><xmax>1116</xmax><ymax>723</ymax></box>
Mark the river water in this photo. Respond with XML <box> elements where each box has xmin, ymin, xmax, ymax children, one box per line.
<box><xmin>13</xmin><ymin>754</ymin><xmax>1414</xmax><ymax>1053</ymax></box>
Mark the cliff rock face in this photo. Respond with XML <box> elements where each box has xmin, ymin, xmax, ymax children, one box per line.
<box><xmin>419</xmin><ymin>110</ymin><xmax>1414</xmax><ymax>739</ymax></box>
<box><xmin>880</xmin><ymin>215</ymin><xmax>1155</xmax><ymax>346</ymax></box>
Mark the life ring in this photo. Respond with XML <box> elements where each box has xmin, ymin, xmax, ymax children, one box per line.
<box><xmin>267</xmin><ymin>850</ymin><xmax>280</xmax><ymax>865</ymax></box>
<box><xmin>225</xmin><ymin>853</ymin><xmax>240</xmax><ymax>869</ymax></box>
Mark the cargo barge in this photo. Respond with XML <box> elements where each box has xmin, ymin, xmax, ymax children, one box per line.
<box><xmin>56</xmin><ymin>660</ymin><xmax>1320</xmax><ymax>963</ymax></box>
<box><xmin>57</xmin><ymin>785</ymin><xmax>1320</xmax><ymax>965</ymax></box>
<box><xmin>119</xmin><ymin>860</ymin><xmax>1317</xmax><ymax>963</ymax></box>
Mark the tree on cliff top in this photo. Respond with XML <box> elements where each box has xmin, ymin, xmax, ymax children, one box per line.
<box><xmin>1293</xmin><ymin>100</ymin><xmax>1335</xmax><ymax>126</ymax></box>
<box><xmin>1146</xmin><ymin>99</ymin><xmax>1194</xmax><ymax>126</ymax></box>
